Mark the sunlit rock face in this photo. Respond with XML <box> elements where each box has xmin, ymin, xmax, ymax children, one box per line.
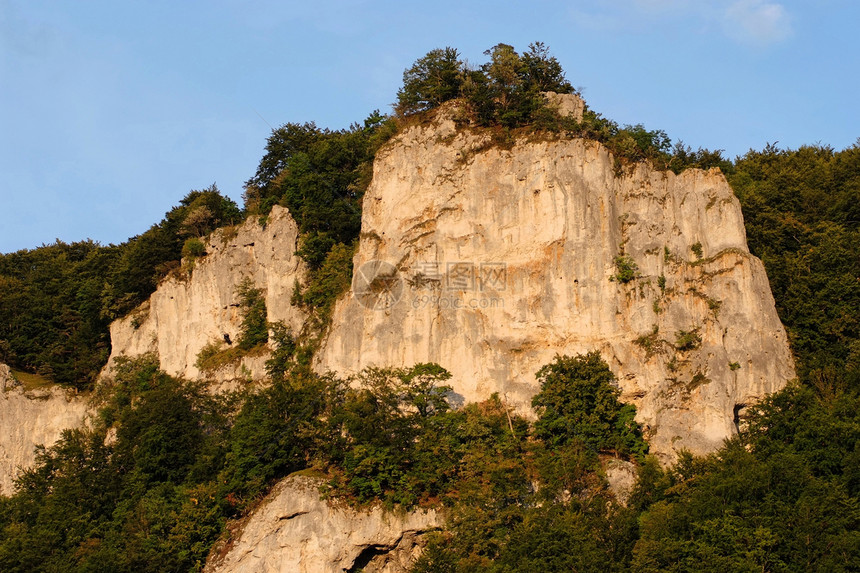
<box><xmin>106</xmin><ymin>205</ymin><xmax>307</xmax><ymax>383</ymax></box>
<box><xmin>0</xmin><ymin>366</ymin><xmax>90</xmax><ymax>495</ymax></box>
<box><xmin>205</xmin><ymin>475</ymin><xmax>440</xmax><ymax>573</ymax></box>
<box><xmin>318</xmin><ymin>95</ymin><xmax>795</xmax><ymax>461</ymax></box>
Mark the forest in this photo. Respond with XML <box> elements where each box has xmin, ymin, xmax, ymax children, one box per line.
<box><xmin>0</xmin><ymin>43</ymin><xmax>858</xmax><ymax>571</ymax></box>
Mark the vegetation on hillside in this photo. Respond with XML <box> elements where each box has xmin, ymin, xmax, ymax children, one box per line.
<box><xmin>0</xmin><ymin>353</ymin><xmax>648</xmax><ymax>572</ymax></box>
<box><xmin>395</xmin><ymin>43</ymin><xmax>731</xmax><ymax>173</ymax></box>
<box><xmin>396</xmin><ymin>42</ymin><xmax>573</xmax><ymax>126</ymax></box>
<box><xmin>0</xmin><ymin>185</ymin><xmax>240</xmax><ymax>388</ymax></box>
<box><xmin>241</xmin><ymin>111</ymin><xmax>397</xmax><ymax>342</ymax></box>
<box><xmin>730</xmin><ymin>143</ymin><xmax>860</xmax><ymax>383</ymax></box>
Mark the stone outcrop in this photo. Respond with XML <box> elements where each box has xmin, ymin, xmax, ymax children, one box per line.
<box><xmin>317</xmin><ymin>95</ymin><xmax>795</xmax><ymax>461</ymax></box>
<box><xmin>106</xmin><ymin>205</ymin><xmax>307</xmax><ymax>382</ymax></box>
<box><xmin>206</xmin><ymin>475</ymin><xmax>440</xmax><ymax>573</ymax></box>
<box><xmin>603</xmin><ymin>458</ymin><xmax>638</xmax><ymax>506</ymax></box>
<box><xmin>542</xmin><ymin>90</ymin><xmax>586</xmax><ymax>120</ymax></box>
<box><xmin>0</xmin><ymin>368</ymin><xmax>90</xmax><ymax>495</ymax></box>
<box><xmin>0</xmin><ymin>363</ymin><xmax>14</xmax><ymax>392</ymax></box>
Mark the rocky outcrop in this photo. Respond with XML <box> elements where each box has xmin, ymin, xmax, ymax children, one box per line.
<box><xmin>206</xmin><ymin>475</ymin><xmax>440</xmax><ymax>573</ymax></box>
<box><xmin>106</xmin><ymin>205</ymin><xmax>307</xmax><ymax>382</ymax></box>
<box><xmin>543</xmin><ymin>90</ymin><xmax>585</xmax><ymax>120</ymax></box>
<box><xmin>0</xmin><ymin>368</ymin><xmax>90</xmax><ymax>495</ymax></box>
<box><xmin>318</xmin><ymin>95</ymin><xmax>795</xmax><ymax>461</ymax></box>
<box><xmin>604</xmin><ymin>458</ymin><xmax>638</xmax><ymax>506</ymax></box>
<box><xmin>0</xmin><ymin>363</ymin><xmax>14</xmax><ymax>392</ymax></box>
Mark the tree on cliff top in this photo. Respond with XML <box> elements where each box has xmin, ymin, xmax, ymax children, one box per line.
<box><xmin>396</xmin><ymin>47</ymin><xmax>464</xmax><ymax>116</ymax></box>
<box><xmin>395</xmin><ymin>42</ymin><xmax>573</xmax><ymax>127</ymax></box>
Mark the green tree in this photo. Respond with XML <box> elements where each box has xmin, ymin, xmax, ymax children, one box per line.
<box><xmin>219</xmin><ymin>371</ymin><xmax>340</xmax><ymax>510</ymax></box>
<box><xmin>396</xmin><ymin>47</ymin><xmax>464</xmax><ymax>116</ymax></box>
<box><xmin>729</xmin><ymin>142</ymin><xmax>860</xmax><ymax>382</ymax></box>
<box><xmin>235</xmin><ymin>277</ymin><xmax>268</xmax><ymax>350</ymax></box>
<box><xmin>520</xmin><ymin>41</ymin><xmax>573</xmax><ymax>93</ymax></box>
<box><xmin>532</xmin><ymin>352</ymin><xmax>647</xmax><ymax>458</ymax></box>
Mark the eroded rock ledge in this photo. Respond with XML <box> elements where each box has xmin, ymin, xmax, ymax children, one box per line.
<box><xmin>206</xmin><ymin>475</ymin><xmax>440</xmax><ymax>573</ymax></box>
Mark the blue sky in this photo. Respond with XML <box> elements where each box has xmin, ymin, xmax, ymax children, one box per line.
<box><xmin>1</xmin><ymin>0</ymin><xmax>858</xmax><ymax>253</ymax></box>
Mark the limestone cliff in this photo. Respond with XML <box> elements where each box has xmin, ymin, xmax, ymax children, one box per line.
<box><xmin>106</xmin><ymin>205</ymin><xmax>307</xmax><ymax>381</ymax></box>
<box><xmin>206</xmin><ymin>475</ymin><xmax>440</xmax><ymax>573</ymax></box>
<box><xmin>0</xmin><ymin>365</ymin><xmax>90</xmax><ymax>495</ymax></box>
<box><xmin>317</xmin><ymin>96</ymin><xmax>795</xmax><ymax>460</ymax></box>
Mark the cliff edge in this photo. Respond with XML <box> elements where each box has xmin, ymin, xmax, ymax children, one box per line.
<box><xmin>106</xmin><ymin>205</ymin><xmax>307</xmax><ymax>382</ymax></box>
<box><xmin>317</xmin><ymin>95</ymin><xmax>795</xmax><ymax>460</ymax></box>
<box><xmin>0</xmin><ymin>365</ymin><xmax>90</xmax><ymax>495</ymax></box>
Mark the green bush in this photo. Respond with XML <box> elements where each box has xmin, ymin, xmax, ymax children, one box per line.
<box><xmin>611</xmin><ymin>255</ymin><xmax>639</xmax><ymax>283</ymax></box>
<box><xmin>182</xmin><ymin>237</ymin><xmax>206</xmax><ymax>258</ymax></box>
<box><xmin>635</xmin><ymin>325</ymin><xmax>662</xmax><ymax>357</ymax></box>
<box><xmin>675</xmin><ymin>328</ymin><xmax>702</xmax><ymax>351</ymax></box>
<box><xmin>235</xmin><ymin>277</ymin><xmax>268</xmax><ymax>350</ymax></box>
<box><xmin>690</xmin><ymin>241</ymin><xmax>703</xmax><ymax>259</ymax></box>
<box><xmin>532</xmin><ymin>352</ymin><xmax>647</xmax><ymax>458</ymax></box>
<box><xmin>295</xmin><ymin>242</ymin><xmax>355</xmax><ymax>324</ymax></box>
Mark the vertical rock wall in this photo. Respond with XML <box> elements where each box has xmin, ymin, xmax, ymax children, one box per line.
<box><xmin>0</xmin><ymin>366</ymin><xmax>90</xmax><ymax>495</ymax></box>
<box><xmin>318</xmin><ymin>98</ymin><xmax>795</xmax><ymax>460</ymax></box>
<box><xmin>106</xmin><ymin>205</ymin><xmax>307</xmax><ymax>381</ymax></box>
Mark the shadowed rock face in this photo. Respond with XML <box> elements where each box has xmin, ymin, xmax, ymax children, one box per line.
<box><xmin>106</xmin><ymin>205</ymin><xmax>307</xmax><ymax>383</ymax></box>
<box><xmin>318</xmin><ymin>95</ymin><xmax>795</xmax><ymax>461</ymax></box>
<box><xmin>205</xmin><ymin>475</ymin><xmax>440</xmax><ymax>573</ymax></box>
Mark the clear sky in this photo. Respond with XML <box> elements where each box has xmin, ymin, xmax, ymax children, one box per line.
<box><xmin>1</xmin><ymin>0</ymin><xmax>858</xmax><ymax>253</ymax></box>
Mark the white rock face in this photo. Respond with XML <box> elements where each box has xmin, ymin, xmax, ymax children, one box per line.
<box><xmin>106</xmin><ymin>205</ymin><xmax>307</xmax><ymax>381</ymax></box>
<box><xmin>603</xmin><ymin>458</ymin><xmax>638</xmax><ymax>506</ymax></box>
<box><xmin>542</xmin><ymin>90</ymin><xmax>585</xmax><ymax>120</ymax></box>
<box><xmin>0</xmin><ymin>363</ymin><xmax>13</xmax><ymax>392</ymax></box>
<box><xmin>0</xmin><ymin>369</ymin><xmax>90</xmax><ymax>495</ymax></box>
<box><xmin>206</xmin><ymin>475</ymin><xmax>440</xmax><ymax>573</ymax></box>
<box><xmin>318</xmin><ymin>96</ymin><xmax>795</xmax><ymax>461</ymax></box>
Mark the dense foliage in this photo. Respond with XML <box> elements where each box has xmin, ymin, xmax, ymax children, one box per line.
<box><xmin>532</xmin><ymin>352</ymin><xmax>647</xmax><ymax>458</ymax></box>
<box><xmin>0</xmin><ymin>186</ymin><xmax>240</xmax><ymax>388</ymax></box>
<box><xmin>234</xmin><ymin>277</ymin><xmax>268</xmax><ymax>350</ymax></box>
<box><xmin>0</xmin><ymin>354</ymin><xmax>647</xmax><ymax>571</ymax></box>
<box><xmin>730</xmin><ymin>143</ymin><xmax>860</xmax><ymax>382</ymax></box>
<box><xmin>0</xmin><ymin>357</ymin><xmax>230</xmax><ymax>572</ymax></box>
<box><xmin>396</xmin><ymin>43</ymin><xmax>736</xmax><ymax>174</ymax></box>
<box><xmin>631</xmin><ymin>383</ymin><xmax>860</xmax><ymax>572</ymax></box>
<box><xmin>396</xmin><ymin>42</ymin><xmax>573</xmax><ymax>127</ymax></box>
<box><xmin>242</xmin><ymin>112</ymin><xmax>396</xmax><ymax>333</ymax></box>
